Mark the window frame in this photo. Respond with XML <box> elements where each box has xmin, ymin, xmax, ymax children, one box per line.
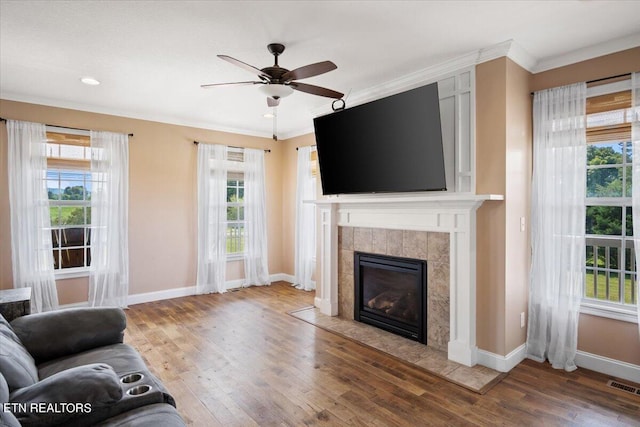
<box><xmin>582</xmin><ymin>79</ymin><xmax>638</xmax><ymax>323</ymax></box>
<box><xmin>45</xmin><ymin>127</ymin><xmax>92</xmax><ymax>279</ymax></box>
<box><xmin>226</xmin><ymin>174</ymin><xmax>245</xmax><ymax>260</ymax></box>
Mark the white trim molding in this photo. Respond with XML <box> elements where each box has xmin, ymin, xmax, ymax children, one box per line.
<box><xmin>312</xmin><ymin>193</ymin><xmax>503</xmax><ymax>368</ymax></box>
<box><xmin>477</xmin><ymin>344</ymin><xmax>527</xmax><ymax>373</ymax></box>
<box><xmin>575</xmin><ymin>350</ymin><xmax>640</xmax><ymax>384</ymax></box>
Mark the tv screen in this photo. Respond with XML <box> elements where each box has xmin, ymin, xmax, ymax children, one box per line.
<box><xmin>313</xmin><ymin>82</ymin><xmax>446</xmax><ymax>195</ymax></box>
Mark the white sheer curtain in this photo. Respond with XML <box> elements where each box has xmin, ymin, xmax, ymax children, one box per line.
<box><xmin>196</xmin><ymin>143</ymin><xmax>228</xmax><ymax>294</ymax></box>
<box><xmin>527</xmin><ymin>82</ymin><xmax>587</xmax><ymax>371</ymax></box>
<box><xmin>631</xmin><ymin>72</ymin><xmax>640</xmax><ymax>333</ymax></box>
<box><xmin>89</xmin><ymin>131</ymin><xmax>129</xmax><ymax>307</ymax></box>
<box><xmin>243</xmin><ymin>148</ymin><xmax>270</xmax><ymax>286</ymax></box>
<box><xmin>7</xmin><ymin>120</ymin><xmax>59</xmax><ymax>313</ymax></box>
<box><xmin>294</xmin><ymin>146</ymin><xmax>316</xmax><ymax>291</ymax></box>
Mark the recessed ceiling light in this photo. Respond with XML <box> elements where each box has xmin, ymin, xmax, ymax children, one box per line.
<box><xmin>80</xmin><ymin>77</ymin><xmax>100</xmax><ymax>86</ymax></box>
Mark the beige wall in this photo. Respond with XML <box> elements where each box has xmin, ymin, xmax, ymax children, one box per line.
<box><xmin>504</xmin><ymin>59</ymin><xmax>532</xmax><ymax>354</ymax></box>
<box><xmin>529</xmin><ymin>46</ymin><xmax>640</xmax><ymax>366</ymax></box>
<box><xmin>0</xmin><ymin>100</ymin><xmax>282</xmax><ymax>305</ymax></box>
<box><xmin>475</xmin><ymin>57</ymin><xmax>532</xmax><ymax>357</ymax></box>
<box><xmin>476</xmin><ymin>57</ymin><xmax>508</xmax><ymax>355</ymax></box>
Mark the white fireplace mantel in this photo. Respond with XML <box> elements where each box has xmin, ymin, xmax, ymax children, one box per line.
<box><xmin>311</xmin><ymin>193</ymin><xmax>503</xmax><ymax>367</ymax></box>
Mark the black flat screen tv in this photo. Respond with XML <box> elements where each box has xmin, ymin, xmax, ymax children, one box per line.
<box><xmin>313</xmin><ymin>82</ymin><xmax>446</xmax><ymax>195</ymax></box>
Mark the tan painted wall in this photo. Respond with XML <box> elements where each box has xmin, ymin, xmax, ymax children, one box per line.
<box><xmin>504</xmin><ymin>58</ymin><xmax>532</xmax><ymax>354</ymax></box>
<box><xmin>530</xmin><ymin>47</ymin><xmax>640</xmax><ymax>366</ymax></box>
<box><xmin>475</xmin><ymin>57</ymin><xmax>508</xmax><ymax>355</ymax></box>
<box><xmin>0</xmin><ymin>100</ymin><xmax>283</xmax><ymax>305</ymax></box>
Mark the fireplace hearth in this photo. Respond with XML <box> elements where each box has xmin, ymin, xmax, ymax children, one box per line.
<box><xmin>354</xmin><ymin>252</ymin><xmax>427</xmax><ymax>344</ymax></box>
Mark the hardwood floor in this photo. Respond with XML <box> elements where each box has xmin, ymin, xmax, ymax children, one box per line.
<box><xmin>124</xmin><ymin>282</ymin><xmax>640</xmax><ymax>426</ymax></box>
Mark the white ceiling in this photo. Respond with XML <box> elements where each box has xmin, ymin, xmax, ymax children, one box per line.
<box><xmin>1</xmin><ymin>1</ymin><xmax>639</xmax><ymax>140</ymax></box>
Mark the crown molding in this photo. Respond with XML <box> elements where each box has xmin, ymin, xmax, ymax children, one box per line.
<box><xmin>0</xmin><ymin>92</ymin><xmax>275</xmax><ymax>141</ymax></box>
<box><xmin>532</xmin><ymin>32</ymin><xmax>640</xmax><ymax>73</ymax></box>
<box><xmin>307</xmin><ymin>39</ymin><xmax>535</xmax><ymax>124</ymax></box>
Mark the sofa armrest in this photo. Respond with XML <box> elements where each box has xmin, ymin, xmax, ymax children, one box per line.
<box><xmin>10</xmin><ymin>308</ymin><xmax>126</xmax><ymax>364</ymax></box>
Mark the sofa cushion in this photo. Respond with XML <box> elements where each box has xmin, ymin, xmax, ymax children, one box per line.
<box><xmin>10</xmin><ymin>363</ymin><xmax>122</xmax><ymax>427</ymax></box>
<box><xmin>0</xmin><ymin>317</ymin><xmax>38</xmax><ymax>390</ymax></box>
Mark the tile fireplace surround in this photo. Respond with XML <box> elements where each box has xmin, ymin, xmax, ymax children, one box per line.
<box><xmin>313</xmin><ymin>193</ymin><xmax>503</xmax><ymax>368</ymax></box>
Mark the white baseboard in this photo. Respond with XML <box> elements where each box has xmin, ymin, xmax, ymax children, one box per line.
<box><xmin>127</xmin><ymin>285</ymin><xmax>197</xmax><ymax>306</ymax></box>
<box><xmin>271</xmin><ymin>273</ymin><xmax>295</xmax><ymax>283</ymax></box>
<box><xmin>477</xmin><ymin>344</ymin><xmax>526</xmax><ymax>372</ymax></box>
<box><xmin>575</xmin><ymin>350</ymin><xmax>640</xmax><ymax>383</ymax></box>
<box><xmin>59</xmin><ymin>273</ymin><xmax>296</xmax><ymax>309</ymax></box>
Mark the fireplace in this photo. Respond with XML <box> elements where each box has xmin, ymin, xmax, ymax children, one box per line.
<box><xmin>354</xmin><ymin>252</ymin><xmax>427</xmax><ymax>344</ymax></box>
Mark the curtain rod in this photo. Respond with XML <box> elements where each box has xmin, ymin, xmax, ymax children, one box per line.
<box><xmin>193</xmin><ymin>140</ymin><xmax>270</xmax><ymax>153</ymax></box>
<box><xmin>0</xmin><ymin>118</ymin><xmax>133</xmax><ymax>137</ymax></box>
<box><xmin>530</xmin><ymin>72</ymin><xmax>632</xmax><ymax>96</ymax></box>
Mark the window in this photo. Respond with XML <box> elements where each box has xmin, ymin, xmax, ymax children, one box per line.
<box><xmin>226</xmin><ymin>176</ymin><xmax>245</xmax><ymax>255</ymax></box>
<box><xmin>226</xmin><ymin>149</ymin><xmax>245</xmax><ymax>256</ymax></box>
<box><xmin>584</xmin><ymin>82</ymin><xmax>637</xmax><ymax>317</ymax></box>
<box><xmin>45</xmin><ymin>131</ymin><xmax>92</xmax><ymax>274</ymax></box>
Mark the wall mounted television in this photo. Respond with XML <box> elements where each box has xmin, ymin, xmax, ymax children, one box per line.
<box><xmin>313</xmin><ymin>82</ymin><xmax>446</xmax><ymax>195</ymax></box>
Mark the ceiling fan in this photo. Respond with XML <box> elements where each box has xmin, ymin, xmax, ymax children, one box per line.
<box><xmin>201</xmin><ymin>42</ymin><xmax>344</xmax><ymax>110</ymax></box>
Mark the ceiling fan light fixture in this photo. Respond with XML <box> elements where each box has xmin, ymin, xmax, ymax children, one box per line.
<box><xmin>259</xmin><ymin>83</ymin><xmax>293</xmax><ymax>98</ymax></box>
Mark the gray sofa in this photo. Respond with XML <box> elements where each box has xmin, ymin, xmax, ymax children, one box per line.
<box><xmin>0</xmin><ymin>307</ymin><xmax>186</xmax><ymax>426</ymax></box>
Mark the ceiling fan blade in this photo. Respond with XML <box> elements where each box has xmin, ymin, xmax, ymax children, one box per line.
<box><xmin>282</xmin><ymin>61</ymin><xmax>337</xmax><ymax>82</ymax></box>
<box><xmin>218</xmin><ymin>55</ymin><xmax>271</xmax><ymax>79</ymax></box>
<box><xmin>289</xmin><ymin>82</ymin><xmax>344</xmax><ymax>99</ymax></box>
<box><xmin>200</xmin><ymin>81</ymin><xmax>262</xmax><ymax>89</ymax></box>
<box><xmin>267</xmin><ymin>97</ymin><xmax>280</xmax><ymax>107</ymax></box>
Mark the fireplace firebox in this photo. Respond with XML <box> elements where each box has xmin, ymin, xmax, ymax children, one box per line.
<box><xmin>354</xmin><ymin>252</ymin><xmax>427</xmax><ymax>344</ymax></box>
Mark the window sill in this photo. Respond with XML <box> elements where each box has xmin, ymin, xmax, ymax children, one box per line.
<box><xmin>580</xmin><ymin>299</ymin><xmax>638</xmax><ymax>324</ymax></box>
<box><xmin>54</xmin><ymin>268</ymin><xmax>90</xmax><ymax>280</ymax></box>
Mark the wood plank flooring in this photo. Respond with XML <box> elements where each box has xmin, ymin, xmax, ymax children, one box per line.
<box><xmin>124</xmin><ymin>282</ymin><xmax>640</xmax><ymax>426</ymax></box>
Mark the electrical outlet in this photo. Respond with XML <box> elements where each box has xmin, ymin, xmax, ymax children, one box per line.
<box><xmin>520</xmin><ymin>312</ymin><xmax>525</xmax><ymax>328</ymax></box>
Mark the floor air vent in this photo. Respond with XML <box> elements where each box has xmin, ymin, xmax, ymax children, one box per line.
<box><xmin>607</xmin><ymin>379</ymin><xmax>640</xmax><ymax>396</ymax></box>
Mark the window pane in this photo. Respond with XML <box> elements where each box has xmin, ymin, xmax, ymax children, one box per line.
<box><xmin>60</xmin><ymin>207</ymin><xmax>87</xmax><ymax>226</ymax></box>
<box><xmin>61</xmin><ymin>228</ymin><xmax>85</xmax><ymax>247</ymax></box>
<box><xmin>50</xmin><ymin>207</ymin><xmax>62</xmax><ymax>227</ymax></box>
<box><xmin>607</xmin><ymin>246</ymin><xmax>619</xmax><ymax>270</ymax></box>
<box><xmin>227</xmin><ymin>186</ymin><xmax>237</xmax><ymax>202</ymax></box>
<box><xmin>52</xmin><ymin>249</ymin><xmax>60</xmax><ymax>269</ymax></box>
<box><xmin>625</xmin><ymin>274</ymin><xmax>637</xmax><ymax>304</ymax></box>
<box><xmin>239</xmin><ymin>206</ymin><xmax>244</xmax><ymax>221</ymax></box>
<box><xmin>586</xmin><ymin>167</ymin><xmax>622</xmax><ymax>197</ymax></box>
<box><xmin>626</xmin><ymin>207</ymin><xmax>633</xmax><ymax>237</ymax></box>
<box><xmin>625</xmin><ymin>165</ymin><xmax>632</xmax><ymax>197</ymax></box>
<box><xmin>238</xmin><ymin>187</ymin><xmax>244</xmax><ymax>200</ymax></box>
<box><xmin>586</xmin><ymin>246</ymin><xmax>594</xmax><ymax>267</ymax></box>
<box><xmin>226</xmin><ymin>223</ymin><xmax>245</xmax><ymax>253</ymax></box>
<box><xmin>60</xmin><ymin>248</ymin><xmax>85</xmax><ymax>268</ymax></box>
<box><xmin>625</xmin><ymin>247</ymin><xmax>635</xmax><ymax>271</ymax></box>
<box><xmin>586</xmin><ymin>206</ymin><xmax>622</xmax><ymax>235</ymax></box>
<box><xmin>587</xmin><ymin>143</ymin><xmax>624</xmax><ymax>166</ymax></box>
<box><xmin>227</xmin><ymin>206</ymin><xmax>238</xmax><ymax>221</ymax></box>
<box><xmin>51</xmin><ymin>229</ymin><xmax>60</xmax><ymax>248</ymax></box>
